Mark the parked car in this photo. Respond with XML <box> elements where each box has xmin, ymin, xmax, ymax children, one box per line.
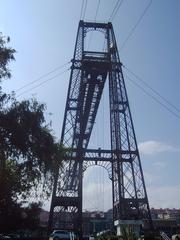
<box><xmin>49</xmin><ymin>230</ymin><xmax>76</xmax><ymax>240</ymax></box>
<box><xmin>0</xmin><ymin>235</ymin><xmax>11</xmax><ymax>240</ymax></box>
<box><xmin>172</xmin><ymin>234</ymin><xmax>180</xmax><ymax>240</ymax></box>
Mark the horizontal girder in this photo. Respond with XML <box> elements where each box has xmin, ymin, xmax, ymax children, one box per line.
<box><xmin>65</xmin><ymin>148</ymin><xmax>138</xmax><ymax>162</ymax></box>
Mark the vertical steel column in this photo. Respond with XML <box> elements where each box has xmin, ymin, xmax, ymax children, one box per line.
<box><xmin>108</xmin><ymin>23</ymin><xmax>152</xmax><ymax>224</ymax></box>
<box><xmin>48</xmin><ymin>21</ymin><xmax>85</xmax><ymax>235</ymax></box>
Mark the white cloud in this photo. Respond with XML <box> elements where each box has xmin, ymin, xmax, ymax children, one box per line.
<box><xmin>83</xmin><ymin>166</ymin><xmax>95</xmax><ymax>179</ymax></box>
<box><xmin>83</xmin><ymin>181</ymin><xmax>112</xmax><ymax>211</ymax></box>
<box><xmin>138</xmin><ymin>140</ymin><xmax>180</xmax><ymax>155</ymax></box>
<box><xmin>83</xmin><ymin>177</ymin><xmax>180</xmax><ymax>211</ymax></box>
<box><xmin>83</xmin><ymin>165</ymin><xmax>112</xmax><ymax>211</ymax></box>
<box><xmin>0</xmin><ymin>26</ymin><xmax>4</xmax><ymax>32</ymax></box>
<box><xmin>153</xmin><ymin>161</ymin><xmax>166</xmax><ymax>168</ymax></box>
<box><xmin>83</xmin><ymin>164</ymin><xmax>180</xmax><ymax>212</ymax></box>
<box><xmin>144</xmin><ymin>171</ymin><xmax>161</xmax><ymax>185</ymax></box>
<box><xmin>147</xmin><ymin>184</ymin><xmax>180</xmax><ymax>209</ymax></box>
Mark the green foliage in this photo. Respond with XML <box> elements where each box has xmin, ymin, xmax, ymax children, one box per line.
<box><xmin>22</xmin><ymin>202</ymin><xmax>42</xmax><ymax>230</ymax></box>
<box><xmin>0</xmin><ymin>32</ymin><xmax>61</xmax><ymax>192</ymax></box>
<box><xmin>1</xmin><ymin>96</ymin><xmax>54</xmax><ymax>162</ymax></box>
<box><xmin>0</xmin><ymin>159</ymin><xmax>26</xmax><ymax>200</ymax></box>
<box><xmin>0</xmin><ymin>94</ymin><xmax>58</xmax><ymax>196</ymax></box>
<box><xmin>0</xmin><ymin>160</ymin><xmax>26</xmax><ymax>232</ymax></box>
<box><xmin>0</xmin><ymin>158</ymin><xmax>57</xmax><ymax>232</ymax></box>
<box><xmin>0</xmin><ymin>33</ymin><xmax>16</xmax><ymax>79</ymax></box>
<box><xmin>0</xmin><ymin>32</ymin><xmax>65</xmax><ymax>231</ymax></box>
<box><xmin>121</xmin><ymin>225</ymin><xmax>137</xmax><ymax>240</ymax></box>
<box><xmin>96</xmin><ymin>232</ymin><xmax>122</xmax><ymax>240</ymax></box>
<box><xmin>143</xmin><ymin>231</ymin><xmax>156</xmax><ymax>240</ymax></box>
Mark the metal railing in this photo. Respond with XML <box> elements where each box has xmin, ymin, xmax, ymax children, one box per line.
<box><xmin>160</xmin><ymin>231</ymin><xmax>171</xmax><ymax>240</ymax></box>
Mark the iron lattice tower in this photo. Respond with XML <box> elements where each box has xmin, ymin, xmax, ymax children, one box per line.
<box><xmin>49</xmin><ymin>21</ymin><xmax>152</xmax><ymax>236</ymax></box>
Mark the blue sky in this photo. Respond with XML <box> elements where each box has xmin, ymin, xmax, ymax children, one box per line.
<box><xmin>0</xmin><ymin>0</ymin><xmax>180</xmax><ymax>211</ymax></box>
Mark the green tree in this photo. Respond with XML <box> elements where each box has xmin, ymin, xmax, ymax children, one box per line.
<box><xmin>0</xmin><ymin>32</ymin><xmax>57</xmax><ymax>187</ymax></box>
<box><xmin>0</xmin><ymin>159</ymin><xmax>23</xmax><ymax>232</ymax></box>
<box><xmin>23</xmin><ymin>202</ymin><xmax>42</xmax><ymax>231</ymax></box>
<box><xmin>0</xmin><ymin>96</ymin><xmax>56</xmax><ymax>182</ymax></box>
<box><xmin>120</xmin><ymin>225</ymin><xmax>138</xmax><ymax>240</ymax></box>
<box><xmin>0</xmin><ymin>33</ymin><xmax>15</xmax><ymax>79</ymax></box>
<box><xmin>0</xmin><ymin>32</ymin><xmax>62</xmax><ymax>231</ymax></box>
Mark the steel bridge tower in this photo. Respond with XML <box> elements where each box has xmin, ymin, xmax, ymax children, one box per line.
<box><xmin>49</xmin><ymin>21</ymin><xmax>152</xmax><ymax>237</ymax></box>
